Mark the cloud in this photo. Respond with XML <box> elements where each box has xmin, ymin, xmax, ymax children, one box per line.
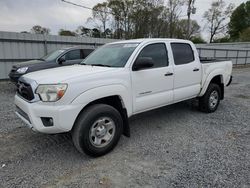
<box><xmin>0</xmin><ymin>0</ymin><xmax>246</xmax><ymax>39</ymax></box>
<box><xmin>0</xmin><ymin>0</ymin><xmax>103</xmax><ymax>33</ymax></box>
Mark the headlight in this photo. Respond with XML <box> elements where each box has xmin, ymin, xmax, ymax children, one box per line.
<box><xmin>35</xmin><ymin>84</ymin><xmax>68</xmax><ymax>102</ymax></box>
<box><xmin>16</xmin><ymin>67</ymin><xmax>28</xmax><ymax>74</ymax></box>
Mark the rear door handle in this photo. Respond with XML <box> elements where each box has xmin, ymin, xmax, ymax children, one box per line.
<box><xmin>165</xmin><ymin>72</ymin><xmax>174</xmax><ymax>76</ymax></box>
<box><xmin>193</xmin><ymin>68</ymin><xmax>200</xmax><ymax>72</ymax></box>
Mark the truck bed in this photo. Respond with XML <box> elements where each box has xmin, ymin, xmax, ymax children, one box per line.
<box><xmin>200</xmin><ymin>57</ymin><xmax>228</xmax><ymax>64</ymax></box>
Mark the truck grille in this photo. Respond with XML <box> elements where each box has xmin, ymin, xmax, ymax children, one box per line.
<box><xmin>17</xmin><ymin>81</ymin><xmax>34</xmax><ymax>101</ymax></box>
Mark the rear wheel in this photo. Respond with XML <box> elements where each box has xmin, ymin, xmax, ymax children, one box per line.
<box><xmin>72</xmin><ymin>104</ymin><xmax>123</xmax><ymax>157</ymax></box>
<box><xmin>199</xmin><ymin>83</ymin><xmax>221</xmax><ymax>113</ymax></box>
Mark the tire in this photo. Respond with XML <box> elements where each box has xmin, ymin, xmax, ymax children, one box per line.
<box><xmin>199</xmin><ymin>83</ymin><xmax>221</xmax><ymax>113</ymax></box>
<box><xmin>72</xmin><ymin>104</ymin><xmax>123</xmax><ymax>157</ymax></box>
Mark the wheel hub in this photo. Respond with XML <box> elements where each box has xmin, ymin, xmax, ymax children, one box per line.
<box><xmin>95</xmin><ymin>125</ymin><xmax>107</xmax><ymax>138</ymax></box>
<box><xmin>209</xmin><ymin>90</ymin><xmax>219</xmax><ymax>109</ymax></box>
<box><xmin>89</xmin><ymin>117</ymin><xmax>116</xmax><ymax>148</ymax></box>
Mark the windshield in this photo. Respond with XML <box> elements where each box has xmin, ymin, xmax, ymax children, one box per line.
<box><xmin>81</xmin><ymin>43</ymin><xmax>139</xmax><ymax>67</ymax></box>
<box><xmin>41</xmin><ymin>49</ymin><xmax>65</xmax><ymax>61</ymax></box>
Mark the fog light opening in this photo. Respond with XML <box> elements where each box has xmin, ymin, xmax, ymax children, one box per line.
<box><xmin>41</xmin><ymin>117</ymin><xmax>54</xmax><ymax>127</ymax></box>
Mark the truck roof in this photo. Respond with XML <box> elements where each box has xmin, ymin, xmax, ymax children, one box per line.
<box><xmin>61</xmin><ymin>46</ymin><xmax>95</xmax><ymax>50</ymax></box>
<box><xmin>110</xmin><ymin>38</ymin><xmax>190</xmax><ymax>45</ymax></box>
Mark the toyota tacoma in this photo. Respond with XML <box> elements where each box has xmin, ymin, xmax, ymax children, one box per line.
<box><xmin>14</xmin><ymin>39</ymin><xmax>233</xmax><ymax>157</ymax></box>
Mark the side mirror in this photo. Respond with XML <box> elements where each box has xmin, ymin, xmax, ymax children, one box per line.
<box><xmin>58</xmin><ymin>56</ymin><xmax>66</xmax><ymax>64</ymax></box>
<box><xmin>133</xmin><ymin>57</ymin><xmax>154</xmax><ymax>71</ymax></box>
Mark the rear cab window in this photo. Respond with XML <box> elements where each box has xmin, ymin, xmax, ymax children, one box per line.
<box><xmin>171</xmin><ymin>43</ymin><xmax>194</xmax><ymax>65</ymax></box>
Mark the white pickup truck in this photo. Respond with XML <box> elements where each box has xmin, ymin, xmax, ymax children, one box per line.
<box><xmin>15</xmin><ymin>39</ymin><xmax>232</xmax><ymax>156</ymax></box>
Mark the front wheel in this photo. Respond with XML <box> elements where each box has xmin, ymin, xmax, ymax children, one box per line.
<box><xmin>72</xmin><ymin>104</ymin><xmax>123</xmax><ymax>157</ymax></box>
<box><xmin>199</xmin><ymin>83</ymin><xmax>221</xmax><ymax>113</ymax></box>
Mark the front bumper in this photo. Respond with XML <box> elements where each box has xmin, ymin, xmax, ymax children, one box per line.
<box><xmin>14</xmin><ymin>95</ymin><xmax>83</xmax><ymax>134</ymax></box>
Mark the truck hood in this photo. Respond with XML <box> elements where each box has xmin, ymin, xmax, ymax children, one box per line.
<box><xmin>22</xmin><ymin>65</ymin><xmax>117</xmax><ymax>84</ymax></box>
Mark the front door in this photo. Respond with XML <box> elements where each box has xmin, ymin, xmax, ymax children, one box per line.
<box><xmin>131</xmin><ymin>43</ymin><xmax>174</xmax><ymax>113</ymax></box>
<box><xmin>63</xmin><ymin>49</ymin><xmax>84</xmax><ymax>65</ymax></box>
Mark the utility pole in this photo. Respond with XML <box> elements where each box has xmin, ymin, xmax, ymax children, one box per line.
<box><xmin>187</xmin><ymin>0</ymin><xmax>196</xmax><ymax>39</ymax></box>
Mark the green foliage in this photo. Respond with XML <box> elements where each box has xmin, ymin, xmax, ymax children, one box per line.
<box><xmin>229</xmin><ymin>1</ymin><xmax>250</xmax><ymax>40</ymax></box>
<box><xmin>76</xmin><ymin>26</ymin><xmax>92</xmax><ymax>37</ymax></box>
<box><xmin>92</xmin><ymin>28</ymin><xmax>101</xmax><ymax>38</ymax></box>
<box><xmin>31</xmin><ymin>25</ymin><xmax>50</xmax><ymax>35</ymax></box>
<box><xmin>88</xmin><ymin>0</ymin><xmax>196</xmax><ymax>39</ymax></box>
<box><xmin>175</xmin><ymin>19</ymin><xmax>200</xmax><ymax>39</ymax></box>
<box><xmin>212</xmin><ymin>36</ymin><xmax>231</xmax><ymax>43</ymax></box>
<box><xmin>239</xmin><ymin>27</ymin><xmax>250</xmax><ymax>42</ymax></box>
<box><xmin>58</xmin><ymin>29</ymin><xmax>76</xmax><ymax>36</ymax></box>
<box><xmin>190</xmin><ymin>36</ymin><xmax>206</xmax><ymax>44</ymax></box>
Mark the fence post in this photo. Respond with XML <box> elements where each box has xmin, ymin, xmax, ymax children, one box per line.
<box><xmin>236</xmin><ymin>50</ymin><xmax>239</xmax><ymax>66</ymax></box>
<box><xmin>43</xmin><ymin>35</ymin><xmax>48</xmax><ymax>55</ymax></box>
<box><xmin>245</xmin><ymin>51</ymin><xmax>249</xmax><ymax>65</ymax></box>
<box><xmin>226</xmin><ymin>50</ymin><xmax>229</xmax><ymax>60</ymax></box>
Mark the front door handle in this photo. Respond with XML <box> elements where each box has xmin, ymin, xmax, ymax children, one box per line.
<box><xmin>193</xmin><ymin>68</ymin><xmax>200</xmax><ymax>72</ymax></box>
<box><xmin>165</xmin><ymin>72</ymin><xmax>174</xmax><ymax>76</ymax></box>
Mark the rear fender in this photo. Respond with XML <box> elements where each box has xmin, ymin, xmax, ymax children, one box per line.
<box><xmin>199</xmin><ymin>69</ymin><xmax>225</xmax><ymax>97</ymax></box>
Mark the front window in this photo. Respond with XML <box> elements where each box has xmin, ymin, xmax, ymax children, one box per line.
<box><xmin>136</xmin><ymin>43</ymin><xmax>168</xmax><ymax>68</ymax></box>
<box><xmin>64</xmin><ymin>50</ymin><xmax>81</xmax><ymax>60</ymax></box>
<box><xmin>41</xmin><ymin>50</ymin><xmax>65</xmax><ymax>61</ymax></box>
<box><xmin>81</xmin><ymin>43</ymin><xmax>139</xmax><ymax>67</ymax></box>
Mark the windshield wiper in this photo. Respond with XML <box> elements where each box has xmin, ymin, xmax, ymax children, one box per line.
<box><xmin>91</xmin><ymin>64</ymin><xmax>111</xmax><ymax>67</ymax></box>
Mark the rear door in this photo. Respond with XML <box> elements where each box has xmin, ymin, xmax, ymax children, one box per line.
<box><xmin>131</xmin><ymin>43</ymin><xmax>174</xmax><ymax>113</ymax></box>
<box><xmin>171</xmin><ymin>43</ymin><xmax>202</xmax><ymax>102</ymax></box>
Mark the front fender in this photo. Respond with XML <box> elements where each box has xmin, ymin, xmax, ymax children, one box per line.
<box><xmin>71</xmin><ymin>84</ymin><xmax>133</xmax><ymax>117</ymax></box>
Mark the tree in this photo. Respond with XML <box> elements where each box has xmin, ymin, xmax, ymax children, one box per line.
<box><xmin>92</xmin><ymin>28</ymin><xmax>101</xmax><ymax>38</ymax></box>
<box><xmin>92</xmin><ymin>2</ymin><xmax>110</xmax><ymax>37</ymax></box>
<box><xmin>229</xmin><ymin>1</ymin><xmax>250</xmax><ymax>40</ymax></box>
<box><xmin>130</xmin><ymin>0</ymin><xmax>165</xmax><ymax>38</ymax></box>
<box><xmin>58</xmin><ymin>29</ymin><xmax>76</xmax><ymax>36</ymax></box>
<box><xmin>108</xmin><ymin>0</ymin><xmax>135</xmax><ymax>39</ymax></box>
<box><xmin>76</xmin><ymin>26</ymin><xmax>92</xmax><ymax>37</ymax></box>
<box><xmin>203</xmin><ymin>0</ymin><xmax>234</xmax><ymax>43</ymax></box>
<box><xmin>239</xmin><ymin>27</ymin><xmax>250</xmax><ymax>42</ymax></box>
<box><xmin>31</xmin><ymin>25</ymin><xmax>50</xmax><ymax>35</ymax></box>
<box><xmin>190</xmin><ymin>36</ymin><xmax>206</xmax><ymax>44</ymax></box>
<box><xmin>175</xmin><ymin>19</ymin><xmax>200</xmax><ymax>39</ymax></box>
<box><xmin>87</xmin><ymin>0</ymin><xmax>188</xmax><ymax>39</ymax></box>
<box><xmin>167</xmin><ymin>0</ymin><xmax>185</xmax><ymax>38</ymax></box>
<box><xmin>213</xmin><ymin>35</ymin><xmax>231</xmax><ymax>43</ymax></box>
<box><xmin>104</xmin><ymin>28</ymin><xmax>112</xmax><ymax>38</ymax></box>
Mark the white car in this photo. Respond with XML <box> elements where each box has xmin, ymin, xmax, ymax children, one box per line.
<box><xmin>15</xmin><ymin>39</ymin><xmax>233</xmax><ymax>156</ymax></box>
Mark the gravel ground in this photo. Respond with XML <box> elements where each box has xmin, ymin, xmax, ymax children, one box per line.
<box><xmin>0</xmin><ymin>67</ymin><xmax>250</xmax><ymax>188</ymax></box>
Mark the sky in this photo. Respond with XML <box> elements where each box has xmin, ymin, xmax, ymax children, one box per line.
<box><xmin>0</xmin><ymin>0</ymin><xmax>247</xmax><ymax>40</ymax></box>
